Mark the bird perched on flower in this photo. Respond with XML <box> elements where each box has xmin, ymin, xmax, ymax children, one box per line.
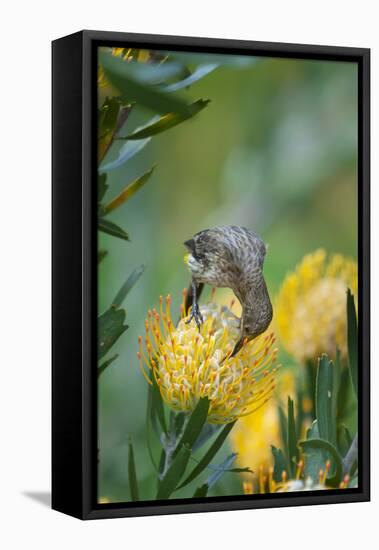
<box><xmin>184</xmin><ymin>225</ymin><xmax>273</xmax><ymax>356</ymax></box>
<box><xmin>137</xmin><ymin>299</ymin><xmax>278</xmax><ymax>424</ymax></box>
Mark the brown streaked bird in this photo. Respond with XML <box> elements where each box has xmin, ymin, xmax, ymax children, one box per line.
<box><xmin>184</xmin><ymin>225</ymin><xmax>273</xmax><ymax>357</ymax></box>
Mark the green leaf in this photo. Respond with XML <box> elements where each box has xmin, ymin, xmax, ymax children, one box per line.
<box><xmin>227</xmin><ymin>467</ymin><xmax>254</xmax><ymax>474</ymax></box>
<box><xmin>305</xmin><ymin>359</ymin><xmax>316</xmax><ymax>419</ymax></box>
<box><xmin>98</xmin><ymin>96</ymin><xmax>122</xmax><ymax>162</ymax></box>
<box><xmin>98</xmin><ymin>218</ymin><xmax>129</xmax><ymax>241</ymax></box>
<box><xmin>151</xmin><ymin>371</ymin><xmax>167</xmax><ymax>435</ymax></box>
<box><xmin>347</xmin><ymin>289</ymin><xmax>358</xmax><ymax>398</ymax></box>
<box><xmin>271</xmin><ymin>445</ymin><xmax>289</xmax><ymax>482</ymax></box>
<box><xmin>98</xmin><ymin>308</ymin><xmax>128</xmax><ymax>360</ymax></box>
<box><xmin>206</xmin><ymin>453</ymin><xmax>237</xmax><ymax>488</ymax></box>
<box><xmin>174</xmin><ymin>412</ymin><xmax>186</xmax><ymax>437</ymax></box>
<box><xmin>176</xmin><ymin>420</ymin><xmax>236</xmax><ymax>489</ymax></box>
<box><xmin>104</xmin><ymin>57</ymin><xmax>187</xmax><ymax>85</ymax></box>
<box><xmin>112</xmin><ymin>265</ymin><xmax>145</xmax><ymax>308</ymax></box>
<box><xmin>162</xmin><ymin>64</ymin><xmax>218</xmax><ymax>92</ymax></box>
<box><xmin>169</xmin><ymin>52</ymin><xmax>259</xmax><ymax>67</ymax></box>
<box><xmin>173</xmin><ymin>397</ymin><xmax>210</xmax><ymax>458</ymax></box>
<box><xmin>337</xmin><ymin>424</ymin><xmax>353</xmax><ymax>456</ymax></box>
<box><xmin>98</xmin><ymin>173</ymin><xmax>109</xmax><ymax>202</ymax></box>
<box><xmin>303</xmin><ymin>420</ymin><xmax>324</xmax><ymax>483</ymax></box>
<box><xmin>118</xmin><ymin>99</ymin><xmax>210</xmax><ymax>140</ymax></box>
<box><xmin>299</xmin><ymin>438</ymin><xmax>343</xmax><ymax>487</ymax></box>
<box><xmin>98</xmin><ymin>353</ymin><xmax>118</xmax><ymax>376</ymax></box>
<box><xmin>103</xmin><ymin>168</ymin><xmax>155</xmax><ymax>215</ymax></box>
<box><xmin>98</xmin><ymin>250</ymin><xmax>108</xmax><ymax>264</ymax></box>
<box><xmin>100</xmin><ymin>51</ymin><xmax>194</xmax><ymax>116</ymax></box>
<box><xmin>146</xmin><ymin>379</ymin><xmax>159</xmax><ymax>472</ymax></box>
<box><xmin>296</xmin><ymin>386</ymin><xmax>304</xmax><ymax>440</ymax></box>
<box><xmin>193</xmin><ymin>483</ymin><xmax>209</xmax><ymax>498</ymax></box>
<box><xmin>100</xmin><ymin>135</ymin><xmax>151</xmax><ymax>173</ymax></box>
<box><xmin>192</xmin><ymin>423</ymin><xmax>221</xmax><ymax>452</ymax></box>
<box><xmin>278</xmin><ymin>405</ymin><xmax>288</xmax><ymax>459</ymax></box>
<box><xmin>128</xmin><ymin>438</ymin><xmax>140</xmax><ymax>501</ymax></box>
<box><xmin>337</xmin><ymin>366</ymin><xmax>352</xmax><ymax>425</ymax></box>
<box><xmin>156</xmin><ymin>444</ymin><xmax>191</xmax><ymax>499</ymax></box>
<box><xmin>316</xmin><ymin>354</ymin><xmax>337</xmax><ymax>445</ymax></box>
<box><xmin>287</xmin><ymin>396</ymin><xmax>298</xmax><ymax>477</ymax></box>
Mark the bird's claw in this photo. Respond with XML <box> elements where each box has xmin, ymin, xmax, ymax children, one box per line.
<box><xmin>186</xmin><ymin>302</ymin><xmax>203</xmax><ymax>331</ymax></box>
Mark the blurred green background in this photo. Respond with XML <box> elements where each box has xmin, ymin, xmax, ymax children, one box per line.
<box><xmin>98</xmin><ymin>52</ymin><xmax>358</xmax><ymax>501</ymax></box>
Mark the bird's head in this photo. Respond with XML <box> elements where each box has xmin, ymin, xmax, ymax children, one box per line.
<box><xmin>241</xmin><ymin>299</ymin><xmax>273</xmax><ymax>341</ymax></box>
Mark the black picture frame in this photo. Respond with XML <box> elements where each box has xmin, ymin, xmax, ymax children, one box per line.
<box><xmin>52</xmin><ymin>30</ymin><xmax>370</xmax><ymax>520</ymax></box>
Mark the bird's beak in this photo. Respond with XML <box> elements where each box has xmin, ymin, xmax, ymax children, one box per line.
<box><xmin>183</xmin><ymin>239</ymin><xmax>196</xmax><ymax>253</ymax></box>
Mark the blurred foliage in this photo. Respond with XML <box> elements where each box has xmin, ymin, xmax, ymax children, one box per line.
<box><xmin>97</xmin><ymin>47</ymin><xmax>358</xmax><ymax>502</ymax></box>
<box><xmin>97</xmin><ymin>47</ymin><xmax>212</xmax><ymax>378</ymax></box>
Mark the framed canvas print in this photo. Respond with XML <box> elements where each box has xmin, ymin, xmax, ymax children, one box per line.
<box><xmin>52</xmin><ymin>30</ymin><xmax>370</xmax><ymax>520</ymax></box>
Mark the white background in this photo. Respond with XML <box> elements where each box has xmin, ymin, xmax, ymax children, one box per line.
<box><xmin>1</xmin><ymin>1</ymin><xmax>376</xmax><ymax>548</ymax></box>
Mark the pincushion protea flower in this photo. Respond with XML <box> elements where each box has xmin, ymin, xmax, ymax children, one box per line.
<box><xmin>276</xmin><ymin>250</ymin><xmax>357</xmax><ymax>362</ymax></box>
<box><xmin>231</xmin><ymin>370</ymin><xmax>295</xmax><ymax>473</ymax></box>
<box><xmin>137</xmin><ymin>293</ymin><xmax>279</xmax><ymax>424</ymax></box>
<box><xmin>242</xmin><ymin>459</ymin><xmax>350</xmax><ymax>494</ymax></box>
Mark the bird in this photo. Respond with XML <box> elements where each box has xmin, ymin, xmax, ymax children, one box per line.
<box><xmin>183</xmin><ymin>225</ymin><xmax>273</xmax><ymax>357</ymax></box>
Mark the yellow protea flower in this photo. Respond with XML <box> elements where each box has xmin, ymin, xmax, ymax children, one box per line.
<box><xmin>231</xmin><ymin>369</ymin><xmax>295</xmax><ymax>473</ymax></box>
<box><xmin>276</xmin><ymin>250</ymin><xmax>357</xmax><ymax>362</ymax></box>
<box><xmin>137</xmin><ymin>294</ymin><xmax>279</xmax><ymax>424</ymax></box>
<box><xmin>242</xmin><ymin>459</ymin><xmax>351</xmax><ymax>494</ymax></box>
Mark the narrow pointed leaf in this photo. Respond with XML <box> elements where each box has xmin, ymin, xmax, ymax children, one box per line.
<box><xmin>151</xmin><ymin>371</ymin><xmax>167</xmax><ymax>435</ymax></box>
<box><xmin>103</xmin><ymin>168</ymin><xmax>155</xmax><ymax>215</ymax></box>
<box><xmin>156</xmin><ymin>444</ymin><xmax>191</xmax><ymax>499</ymax></box>
<box><xmin>173</xmin><ymin>397</ymin><xmax>210</xmax><ymax>458</ymax></box>
<box><xmin>112</xmin><ymin>265</ymin><xmax>145</xmax><ymax>308</ymax></box>
<box><xmin>98</xmin><ymin>353</ymin><xmax>118</xmax><ymax>376</ymax></box>
<box><xmin>192</xmin><ymin>423</ymin><xmax>221</xmax><ymax>452</ymax></box>
<box><xmin>98</xmin><ymin>308</ymin><xmax>128</xmax><ymax>359</ymax></box>
<box><xmin>303</xmin><ymin>420</ymin><xmax>325</xmax><ymax>482</ymax></box>
<box><xmin>206</xmin><ymin>453</ymin><xmax>237</xmax><ymax>488</ymax></box>
<box><xmin>296</xmin><ymin>387</ymin><xmax>304</xmax><ymax>440</ymax></box>
<box><xmin>100</xmin><ymin>51</ymin><xmax>193</xmax><ymax>116</ymax></box>
<box><xmin>98</xmin><ymin>97</ymin><xmax>121</xmax><ymax>162</ymax></box>
<box><xmin>176</xmin><ymin>420</ymin><xmax>236</xmax><ymax>489</ymax></box>
<box><xmin>162</xmin><ymin>64</ymin><xmax>218</xmax><ymax>92</ymax></box>
<box><xmin>193</xmin><ymin>483</ymin><xmax>209</xmax><ymax>498</ymax></box>
<box><xmin>118</xmin><ymin>99</ymin><xmax>210</xmax><ymax>140</ymax></box>
<box><xmin>271</xmin><ymin>446</ymin><xmax>289</xmax><ymax>482</ymax></box>
<box><xmin>145</xmin><ymin>379</ymin><xmax>159</xmax><ymax>472</ymax></box>
<box><xmin>316</xmin><ymin>354</ymin><xmax>336</xmax><ymax>445</ymax></box>
<box><xmin>337</xmin><ymin>424</ymin><xmax>353</xmax><ymax>456</ymax></box>
<box><xmin>278</xmin><ymin>404</ymin><xmax>288</xmax><ymax>459</ymax></box>
<box><xmin>174</xmin><ymin>412</ymin><xmax>186</xmax><ymax>437</ymax></box>
<box><xmin>98</xmin><ymin>218</ymin><xmax>129</xmax><ymax>241</ymax></box>
<box><xmin>98</xmin><ymin>173</ymin><xmax>109</xmax><ymax>202</ymax></box>
<box><xmin>347</xmin><ymin>289</ymin><xmax>358</xmax><ymax>398</ymax></box>
<box><xmin>287</xmin><ymin>396</ymin><xmax>298</xmax><ymax>477</ymax></box>
<box><xmin>98</xmin><ymin>250</ymin><xmax>108</xmax><ymax>264</ymax></box>
<box><xmin>299</xmin><ymin>438</ymin><xmax>343</xmax><ymax>487</ymax></box>
<box><xmin>169</xmin><ymin>52</ymin><xmax>258</xmax><ymax>67</ymax></box>
<box><xmin>128</xmin><ymin>439</ymin><xmax>140</xmax><ymax>501</ymax></box>
<box><xmin>305</xmin><ymin>359</ymin><xmax>316</xmax><ymax>418</ymax></box>
<box><xmin>100</xmin><ymin>136</ymin><xmax>151</xmax><ymax>173</ymax></box>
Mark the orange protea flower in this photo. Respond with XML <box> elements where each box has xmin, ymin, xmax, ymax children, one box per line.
<box><xmin>137</xmin><ymin>293</ymin><xmax>279</xmax><ymax>424</ymax></box>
